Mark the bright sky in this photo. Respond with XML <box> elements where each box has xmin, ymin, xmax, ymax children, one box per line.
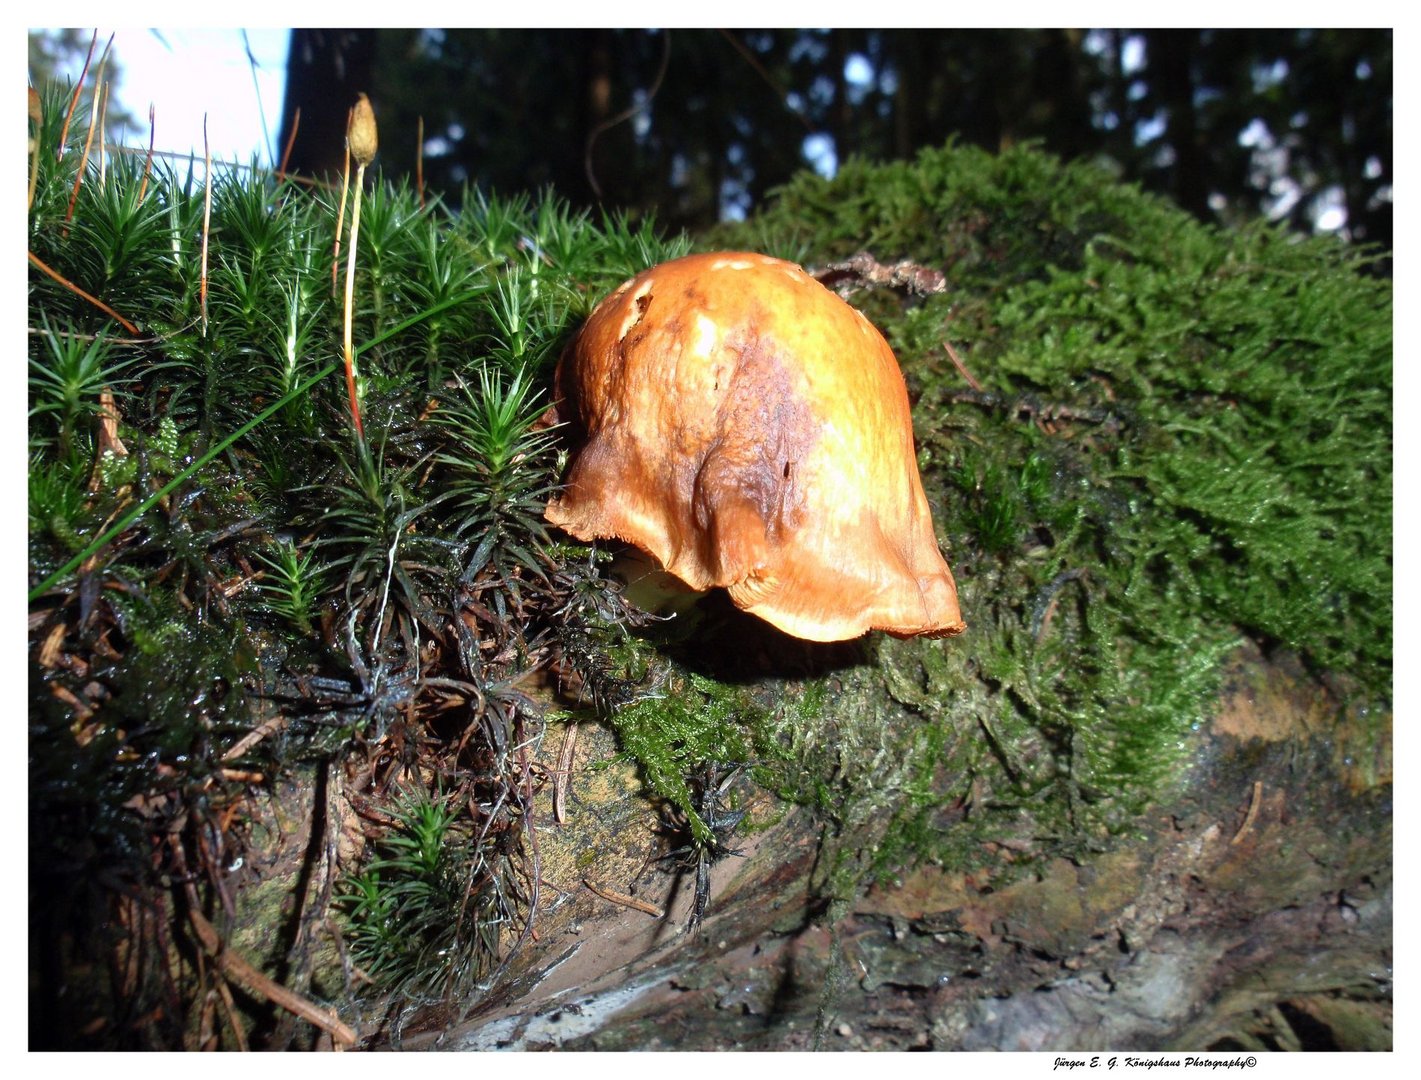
<box><xmin>35</xmin><ymin>28</ymin><xmax>290</xmax><ymax>166</ymax></box>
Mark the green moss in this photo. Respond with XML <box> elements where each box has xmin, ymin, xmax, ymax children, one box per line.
<box><xmin>28</xmin><ymin>81</ymin><xmax>699</xmax><ymax>1040</ymax></box>
<box><xmin>716</xmin><ymin>139</ymin><xmax>1391</xmax><ymax>882</ymax></box>
<box><xmin>29</xmin><ymin>89</ymin><xmax>1390</xmax><ymax>1032</ymax></box>
<box><xmin>602</xmin><ymin>660</ymin><xmax>817</xmax><ymax>847</ymax></box>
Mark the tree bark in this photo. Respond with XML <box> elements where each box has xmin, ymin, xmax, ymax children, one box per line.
<box><xmin>1148</xmin><ymin>30</ymin><xmax>1210</xmax><ymax>220</ymax></box>
<box><xmin>277</xmin><ymin>29</ymin><xmax>378</xmax><ymax>180</ymax></box>
<box><xmin>402</xmin><ymin>644</ymin><xmax>1391</xmax><ymax>1051</ymax></box>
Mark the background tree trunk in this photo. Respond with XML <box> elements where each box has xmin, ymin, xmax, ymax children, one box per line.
<box><xmin>1147</xmin><ymin>30</ymin><xmax>1210</xmax><ymax>220</ymax></box>
<box><xmin>264</xmin><ymin>28</ymin><xmax>1389</xmax><ymax>249</ymax></box>
<box><xmin>277</xmin><ymin>29</ymin><xmax>377</xmax><ymax>179</ymax></box>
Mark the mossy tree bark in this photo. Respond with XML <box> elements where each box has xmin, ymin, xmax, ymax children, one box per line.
<box><xmin>416</xmin><ymin>644</ymin><xmax>1389</xmax><ymax>1051</ymax></box>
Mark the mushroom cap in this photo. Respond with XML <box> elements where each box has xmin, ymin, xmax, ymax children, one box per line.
<box><xmin>545</xmin><ymin>251</ymin><xmax>965</xmax><ymax>642</ymax></box>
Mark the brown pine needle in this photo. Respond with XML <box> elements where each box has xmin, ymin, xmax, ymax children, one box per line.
<box><xmin>583</xmin><ymin>878</ymin><xmax>664</xmax><ymax>918</ymax></box>
<box><xmin>1231</xmin><ymin>780</ymin><xmax>1265</xmax><ymax>845</ymax></box>
<box><xmin>64</xmin><ymin>68</ymin><xmax>103</xmax><ymax>228</ymax></box>
<box><xmin>187</xmin><ymin>907</ymin><xmax>357</xmax><ymax>1047</ymax></box>
<box><xmin>91</xmin><ymin>388</ymin><xmax>129</xmax><ymax>490</ymax></box>
<box><xmin>416</xmin><ymin>115</ymin><xmax>425</xmax><ymax>209</ymax></box>
<box><xmin>277</xmin><ymin>106</ymin><xmax>300</xmax><ymax>181</ymax></box>
<box><xmin>944</xmin><ymin>338</ymin><xmax>984</xmax><ymax>392</ymax></box>
<box><xmin>28</xmin><ymin>250</ymin><xmax>139</xmax><ymax>335</ymax></box>
<box><xmin>137</xmin><ymin>104</ymin><xmax>155</xmax><ymax>203</ymax></box>
<box><xmin>57</xmin><ymin>30</ymin><xmax>98</xmax><ymax>160</ymax></box>
<box><xmin>200</xmin><ymin>115</ymin><xmax>212</xmax><ymax>337</ymax></box>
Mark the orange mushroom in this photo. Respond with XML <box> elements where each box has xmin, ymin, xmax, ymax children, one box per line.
<box><xmin>545</xmin><ymin>251</ymin><xmax>965</xmax><ymax>643</ymax></box>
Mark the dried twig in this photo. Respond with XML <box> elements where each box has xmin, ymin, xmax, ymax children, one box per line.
<box><xmin>37</xmin><ymin>622</ymin><xmax>66</xmax><ymax>669</ymax></box>
<box><xmin>585</xmin><ymin>30</ymin><xmax>671</xmax><ymax>198</ymax></box>
<box><xmin>552</xmin><ymin>720</ymin><xmax>578</xmax><ymax>824</ymax></box>
<box><xmin>186</xmin><ymin>906</ymin><xmax>358</xmax><ymax>1048</ymax></box>
<box><xmin>217</xmin><ymin>768</ymin><xmax>265</xmax><ymax>784</ymax></box>
<box><xmin>1231</xmin><ymin>780</ymin><xmax>1264</xmax><ymax>845</ymax></box>
<box><xmin>28</xmin><ymin>250</ymin><xmax>140</xmax><ymax>335</ymax></box>
<box><xmin>943</xmin><ymin>338</ymin><xmax>983</xmax><ymax>392</ymax></box>
<box><xmin>96</xmin><ymin>387</ymin><xmax>128</xmax><ymax>456</ymax></box>
<box><xmin>213</xmin><ymin>976</ymin><xmax>250</xmax><ymax>1052</ymax></box>
<box><xmin>88</xmin><ymin>388</ymin><xmax>130</xmax><ymax>495</ymax></box>
<box><xmin>223</xmin><ymin>715</ymin><xmax>289</xmax><ymax>761</ymax></box>
<box><xmin>717</xmin><ymin>29</ymin><xmax>815</xmax><ymax>135</ymax></box>
<box><xmin>277</xmin><ymin>106</ymin><xmax>300</xmax><ymax>181</ymax></box>
<box><xmin>583</xmin><ymin>878</ymin><xmax>664</xmax><ymax>918</ymax></box>
<box><xmin>814</xmin><ymin>250</ymin><xmax>946</xmax><ymax>297</ymax></box>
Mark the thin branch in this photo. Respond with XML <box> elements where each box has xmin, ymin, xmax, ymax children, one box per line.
<box><xmin>187</xmin><ymin>907</ymin><xmax>358</xmax><ymax>1048</ymax></box>
<box><xmin>27</xmin><ymin>250</ymin><xmax>140</xmax><ymax>335</ymax></box>
<box><xmin>583</xmin><ymin>878</ymin><xmax>665</xmax><ymax>918</ymax></box>
<box><xmin>717</xmin><ymin>28</ymin><xmax>816</xmax><ymax>134</ymax></box>
<box><xmin>277</xmin><ymin>107</ymin><xmax>300</xmax><ymax>181</ymax></box>
<box><xmin>585</xmin><ymin>30</ymin><xmax>672</xmax><ymax>199</ymax></box>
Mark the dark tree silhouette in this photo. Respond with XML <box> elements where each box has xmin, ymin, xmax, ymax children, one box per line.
<box><xmin>276</xmin><ymin>28</ymin><xmax>1391</xmax><ymax>251</ymax></box>
<box><xmin>277</xmin><ymin>29</ymin><xmax>377</xmax><ymax>179</ymax></box>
